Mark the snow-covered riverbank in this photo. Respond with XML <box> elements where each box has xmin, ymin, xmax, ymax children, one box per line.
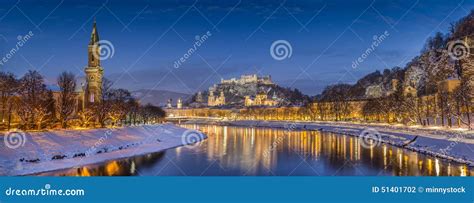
<box><xmin>0</xmin><ymin>124</ymin><xmax>206</xmax><ymax>176</ymax></box>
<box><xmin>184</xmin><ymin>119</ymin><xmax>474</xmax><ymax>166</ymax></box>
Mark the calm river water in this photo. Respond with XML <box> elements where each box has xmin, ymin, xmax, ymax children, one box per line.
<box><xmin>38</xmin><ymin>124</ymin><xmax>474</xmax><ymax>176</ymax></box>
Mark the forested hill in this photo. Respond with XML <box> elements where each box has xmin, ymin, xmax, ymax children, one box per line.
<box><xmin>318</xmin><ymin>10</ymin><xmax>474</xmax><ymax>101</ymax></box>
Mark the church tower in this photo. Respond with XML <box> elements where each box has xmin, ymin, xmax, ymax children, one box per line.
<box><xmin>84</xmin><ymin>20</ymin><xmax>104</xmax><ymax>104</ymax></box>
<box><xmin>177</xmin><ymin>98</ymin><xmax>182</xmax><ymax>109</ymax></box>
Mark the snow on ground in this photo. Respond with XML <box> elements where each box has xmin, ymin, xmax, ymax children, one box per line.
<box><xmin>0</xmin><ymin>124</ymin><xmax>206</xmax><ymax>176</ymax></box>
<box><xmin>185</xmin><ymin>119</ymin><xmax>474</xmax><ymax>166</ymax></box>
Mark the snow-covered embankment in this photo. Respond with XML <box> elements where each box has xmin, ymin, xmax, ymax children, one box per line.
<box><xmin>186</xmin><ymin>119</ymin><xmax>474</xmax><ymax>166</ymax></box>
<box><xmin>0</xmin><ymin>124</ymin><xmax>206</xmax><ymax>176</ymax></box>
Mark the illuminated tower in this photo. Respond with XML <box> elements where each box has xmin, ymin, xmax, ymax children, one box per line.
<box><xmin>177</xmin><ymin>98</ymin><xmax>182</xmax><ymax>109</ymax></box>
<box><xmin>84</xmin><ymin>20</ymin><xmax>104</xmax><ymax>104</ymax></box>
<box><xmin>208</xmin><ymin>87</ymin><xmax>216</xmax><ymax>106</ymax></box>
<box><xmin>196</xmin><ymin>91</ymin><xmax>203</xmax><ymax>103</ymax></box>
<box><xmin>219</xmin><ymin>90</ymin><xmax>226</xmax><ymax>105</ymax></box>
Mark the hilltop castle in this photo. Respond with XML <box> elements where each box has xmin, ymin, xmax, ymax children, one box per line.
<box><xmin>220</xmin><ymin>74</ymin><xmax>273</xmax><ymax>85</ymax></box>
<box><xmin>206</xmin><ymin>74</ymin><xmax>278</xmax><ymax>107</ymax></box>
<box><xmin>170</xmin><ymin>74</ymin><xmax>280</xmax><ymax>108</ymax></box>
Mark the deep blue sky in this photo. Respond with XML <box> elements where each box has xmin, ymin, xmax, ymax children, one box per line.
<box><xmin>0</xmin><ymin>0</ymin><xmax>472</xmax><ymax>95</ymax></box>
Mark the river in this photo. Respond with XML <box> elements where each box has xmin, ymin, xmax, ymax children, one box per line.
<box><xmin>37</xmin><ymin>124</ymin><xmax>474</xmax><ymax>176</ymax></box>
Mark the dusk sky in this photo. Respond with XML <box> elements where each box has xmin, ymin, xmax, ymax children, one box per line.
<box><xmin>0</xmin><ymin>0</ymin><xmax>473</xmax><ymax>95</ymax></box>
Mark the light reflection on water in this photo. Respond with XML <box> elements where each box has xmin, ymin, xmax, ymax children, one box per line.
<box><xmin>38</xmin><ymin>124</ymin><xmax>474</xmax><ymax>176</ymax></box>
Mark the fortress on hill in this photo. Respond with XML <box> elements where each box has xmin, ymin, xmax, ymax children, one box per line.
<box><xmin>220</xmin><ymin>74</ymin><xmax>273</xmax><ymax>85</ymax></box>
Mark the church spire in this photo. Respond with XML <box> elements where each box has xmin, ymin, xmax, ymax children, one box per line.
<box><xmin>85</xmin><ymin>19</ymin><xmax>104</xmax><ymax>104</ymax></box>
<box><xmin>89</xmin><ymin>18</ymin><xmax>99</xmax><ymax>45</ymax></box>
<box><xmin>88</xmin><ymin>19</ymin><xmax>101</xmax><ymax>67</ymax></box>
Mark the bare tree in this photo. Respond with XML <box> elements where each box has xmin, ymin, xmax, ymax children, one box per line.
<box><xmin>140</xmin><ymin>104</ymin><xmax>165</xmax><ymax>124</ymax></box>
<box><xmin>78</xmin><ymin>108</ymin><xmax>95</xmax><ymax>127</ymax></box>
<box><xmin>57</xmin><ymin>72</ymin><xmax>77</xmax><ymax>128</ymax></box>
<box><xmin>127</xmin><ymin>98</ymin><xmax>140</xmax><ymax>125</ymax></box>
<box><xmin>107</xmin><ymin>88</ymin><xmax>132</xmax><ymax>126</ymax></box>
<box><xmin>454</xmin><ymin>76</ymin><xmax>473</xmax><ymax>129</ymax></box>
<box><xmin>319</xmin><ymin>84</ymin><xmax>353</xmax><ymax>121</ymax></box>
<box><xmin>0</xmin><ymin>72</ymin><xmax>18</xmax><ymax>130</ymax></box>
<box><xmin>92</xmin><ymin>78</ymin><xmax>113</xmax><ymax>128</ymax></box>
<box><xmin>17</xmin><ymin>70</ymin><xmax>54</xmax><ymax>130</ymax></box>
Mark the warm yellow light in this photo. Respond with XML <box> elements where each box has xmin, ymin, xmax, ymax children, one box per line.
<box><xmin>105</xmin><ymin>161</ymin><xmax>120</xmax><ymax>175</ymax></box>
<box><xmin>80</xmin><ymin>167</ymin><xmax>91</xmax><ymax>176</ymax></box>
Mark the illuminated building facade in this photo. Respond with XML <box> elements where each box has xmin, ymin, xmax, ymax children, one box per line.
<box><xmin>208</xmin><ymin>87</ymin><xmax>225</xmax><ymax>106</ymax></box>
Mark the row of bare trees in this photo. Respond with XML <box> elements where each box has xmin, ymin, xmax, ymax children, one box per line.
<box><xmin>302</xmin><ymin>69</ymin><xmax>472</xmax><ymax>129</ymax></box>
<box><xmin>313</xmin><ymin>17</ymin><xmax>474</xmax><ymax>129</ymax></box>
<box><xmin>360</xmin><ymin>79</ymin><xmax>472</xmax><ymax>129</ymax></box>
<box><xmin>0</xmin><ymin>70</ymin><xmax>166</xmax><ymax>130</ymax></box>
<box><xmin>0</xmin><ymin>70</ymin><xmax>55</xmax><ymax>130</ymax></box>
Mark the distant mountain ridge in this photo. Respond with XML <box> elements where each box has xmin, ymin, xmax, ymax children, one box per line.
<box><xmin>132</xmin><ymin>89</ymin><xmax>190</xmax><ymax>107</ymax></box>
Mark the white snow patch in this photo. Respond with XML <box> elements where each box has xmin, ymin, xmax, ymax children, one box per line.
<box><xmin>0</xmin><ymin>124</ymin><xmax>206</xmax><ymax>176</ymax></box>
